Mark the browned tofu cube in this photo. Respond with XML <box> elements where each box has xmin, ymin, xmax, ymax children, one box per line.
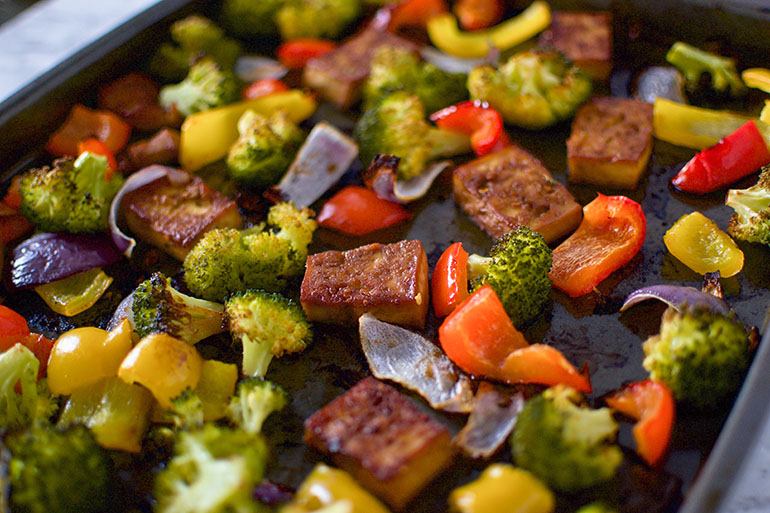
<box><xmin>303</xmin><ymin>28</ymin><xmax>416</xmax><ymax>109</ymax></box>
<box><xmin>452</xmin><ymin>145</ymin><xmax>582</xmax><ymax>244</ymax></box>
<box><xmin>300</xmin><ymin>240</ymin><xmax>429</xmax><ymax>328</ymax></box>
<box><xmin>120</xmin><ymin>169</ymin><xmax>242</xmax><ymax>260</ymax></box>
<box><xmin>567</xmin><ymin>97</ymin><xmax>654</xmax><ymax>190</ymax></box>
<box><xmin>304</xmin><ymin>377</ymin><xmax>454</xmax><ymax>510</ymax></box>
<box><xmin>539</xmin><ymin>11</ymin><xmax>613</xmax><ymax>80</ymax></box>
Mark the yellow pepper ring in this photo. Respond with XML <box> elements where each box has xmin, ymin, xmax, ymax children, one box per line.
<box><xmin>742</xmin><ymin>68</ymin><xmax>770</xmax><ymax>94</ymax></box>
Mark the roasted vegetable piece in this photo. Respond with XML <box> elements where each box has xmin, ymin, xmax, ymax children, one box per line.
<box><xmin>432</xmin><ymin>242</ymin><xmax>470</xmax><ymax>318</ymax></box>
<box><xmin>431</xmin><ymin>100</ymin><xmax>511</xmax><ymax>157</ymax></box>
<box><xmin>166</xmin><ymin>388</ymin><xmax>206</xmax><ymax>431</ymax></box>
<box><xmin>6</xmin><ymin>423</ymin><xmax>111</xmax><ymax>513</ymax></box>
<box><xmin>0</xmin><ymin>304</ymin><xmax>30</xmax><ymax>350</ymax></box>
<box><xmin>727</xmin><ymin>166</ymin><xmax>770</xmax><ymax>246</ymax></box>
<box><xmin>355</xmin><ymin>90</ymin><xmax>471</xmax><ymax>180</ymax></box>
<box><xmin>317</xmin><ymin>186</ymin><xmax>412</xmax><ymax>236</ymax></box>
<box><xmin>78</xmin><ymin>138</ymin><xmax>117</xmax><ymax>174</ymax></box>
<box><xmin>34</xmin><ymin>268</ymin><xmax>113</xmax><ymax>317</ymax></box>
<box><xmin>453</xmin><ymin>0</ymin><xmax>504</xmax><ymax>31</ymax></box>
<box><xmin>196</xmin><ymin>359</ymin><xmax>239</xmax><ymax>422</ymax></box>
<box><xmin>220</xmin><ymin>0</ymin><xmax>283</xmax><ymax>37</ymax></box>
<box><xmin>448</xmin><ymin>464</ymin><xmax>555</xmax><ymax>513</ymax></box>
<box><xmin>664</xmin><ymin>212</ymin><xmax>744</xmax><ymax>277</ymax></box>
<box><xmin>132</xmin><ymin>272</ymin><xmax>226</xmax><ymax>344</ymax></box>
<box><xmin>97</xmin><ymin>72</ymin><xmax>182</xmax><ymax>131</ymax></box>
<box><xmin>19</xmin><ymin>153</ymin><xmax>124</xmax><ymax>234</ymax></box>
<box><xmin>468</xmin><ymin>49</ymin><xmax>592</xmax><ymax>129</ymax></box>
<box><xmin>159</xmin><ymin>58</ymin><xmax>241</xmax><ymax>117</ymax></box>
<box><xmin>227</xmin><ymin>377</ymin><xmax>288</xmax><ymax>434</ymax></box>
<box><xmin>0</xmin><ymin>344</ymin><xmax>47</xmax><ymax>430</ymax></box>
<box><xmin>226</xmin><ymin>109</ymin><xmax>304</xmax><ymax>188</ymax></box>
<box><xmin>46</xmin><ymin>104</ymin><xmax>131</xmax><ymax>156</ymax></box>
<box><xmin>511</xmin><ymin>386</ymin><xmax>622</xmax><ymax>492</ymax></box>
<box><xmin>277</xmin><ymin>38</ymin><xmax>338</xmax><ymax>69</ymax></box>
<box><xmin>388</xmin><ymin>0</ymin><xmax>448</xmax><ymax>32</ymax></box>
<box><xmin>282</xmin><ymin>463</ymin><xmax>391</xmax><ymax>513</ymax></box>
<box><xmin>226</xmin><ymin>290</ymin><xmax>312</xmax><ymax>378</ymax></box>
<box><xmin>642</xmin><ymin>306</ymin><xmax>752</xmax><ymax>410</ymax></box>
<box><xmin>466</xmin><ymin>226</ymin><xmax>552</xmax><ymax>327</ymax></box>
<box><xmin>666</xmin><ymin>41</ymin><xmax>746</xmax><ymax>97</ymax></box>
<box><xmin>275</xmin><ymin>0</ymin><xmax>360</xmax><ymax>40</ymax></box>
<box><xmin>183</xmin><ymin>202</ymin><xmax>317</xmax><ymax>302</ymax></box>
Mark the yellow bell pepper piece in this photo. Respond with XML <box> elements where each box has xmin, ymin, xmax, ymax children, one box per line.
<box><xmin>180</xmin><ymin>89</ymin><xmax>317</xmax><ymax>171</ymax></box>
<box><xmin>196</xmin><ymin>359</ymin><xmax>238</xmax><ymax>420</ymax></box>
<box><xmin>281</xmin><ymin>464</ymin><xmax>391</xmax><ymax>513</ymax></box>
<box><xmin>448</xmin><ymin>464</ymin><xmax>555</xmax><ymax>513</ymax></box>
<box><xmin>664</xmin><ymin>212</ymin><xmax>744</xmax><ymax>277</ymax></box>
<box><xmin>35</xmin><ymin>268</ymin><xmax>113</xmax><ymax>317</ymax></box>
<box><xmin>427</xmin><ymin>1</ymin><xmax>551</xmax><ymax>59</ymax></box>
<box><xmin>743</xmin><ymin>68</ymin><xmax>770</xmax><ymax>94</ymax></box>
<box><xmin>760</xmin><ymin>100</ymin><xmax>770</xmax><ymax>125</ymax></box>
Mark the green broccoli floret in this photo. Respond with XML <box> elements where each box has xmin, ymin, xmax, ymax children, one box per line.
<box><xmin>150</xmin><ymin>14</ymin><xmax>242</xmax><ymax>82</ymax></box>
<box><xmin>19</xmin><ymin>153</ymin><xmax>124</xmax><ymax>234</ymax></box>
<box><xmin>511</xmin><ymin>386</ymin><xmax>622</xmax><ymax>492</ymax></box>
<box><xmin>467</xmin><ymin>226</ymin><xmax>552</xmax><ymax>327</ymax></box>
<box><xmin>0</xmin><ymin>344</ymin><xmax>54</xmax><ymax>431</ymax></box>
<box><xmin>666</xmin><ymin>41</ymin><xmax>746</xmax><ymax>97</ymax></box>
<box><xmin>183</xmin><ymin>202</ymin><xmax>317</xmax><ymax>302</ymax></box>
<box><xmin>354</xmin><ymin>90</ymin><xmax>471</xmax><ymax>180</ymax></box>
<box><xmin>159</xmin><ymin>58</ymin><xmax>241</xmax><ymax>117</ymax></box>
<box><xmin>642</xmin><ymin>306</ymin><xmax>752</xmax><ymax>410</ymax></box>
<box><xmin>226</xmin><ymin>110</ymin><xmax>304</xmax><ymax>188</ymax></box>
<box><xmin>576</xmin><ymin>503</ymin><xmax>617</xmax><ymax>513</ymax></box>
<box><xmin>726</xmin><ymin>166</ymin><xmax>770</xmax><ymax>246</ymax></box>
<box><xmin>275</xmin><ymin>0</ymin><xmax>360</xmax><ymax>40</ymax></box>
<box><xmin>228</xmin><ymin>378</ymin><xmax>288</xmax><ymax>434</ymax></box>
<box><xmin>6</xmin><ymin>423</ymin><xmax>111</xmax><ymax>513</ymax></box>
<box><xmin>221</xmin><ymin>0</ymin><xmax>284</xmax><ymax>37</ymax></box>
<box><xmin>225</xmin><ymin>290</ymin><xmax>312</xmax><ymax>378</ymax></box>
<box><xmin>168</xmin><ymin>388</ymin><xmax>205</xmax><ymax>431</ymax></box>
<box><xmin>132</xmin><ymin>272</ymin><xmax>226</xmax><ymax>344</ymax></box>
<box><xmin>467</xmin><ymin>50</ymin><xmax>592</xmax><ymax>129</ymax></box>
<box><xmin>363</xmin><ymin>46</ymin><xmax>468</xmax><ymax>114</ymax></box>
<box><xmin>154</xmin><ymin>423</ymin><xmax>269</xmax><ymax>513</ymax></box>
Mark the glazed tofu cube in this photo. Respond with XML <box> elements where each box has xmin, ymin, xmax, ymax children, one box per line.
<box><xmin>539</xmin><ymin>11</ymin><xmax>613</xmax><ymax>80</ymax></box>
<box><xmin>120</xmin><ymin>168</ymin><xmax>242</xmax><ymax>260</ymax></box>
<box><xmin>452</xmin><ymin>145</ymin><xmax>582</xmax><ymax>244</ymax></box>
<box><xmin>303</xmin><ymin>28</ymin><xmax>416</xmax><ymax>109</ymax></box>
<box><xmin>304</xmin><ymin>377</ymin><xmax>454</xmax><ymax>510</ymax></box>
<box><xmin>567</xmin><ymin>97</ymin><xmax>654</xmax><ymax>190</ymax></box>
<box><xmin>300</xmin><ymin>240</ymin><xmax>429</xmax><ymax>328</ymax></box>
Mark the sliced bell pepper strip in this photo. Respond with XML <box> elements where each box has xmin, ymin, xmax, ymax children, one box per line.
<box><xmin>317</xmin><ymin>186</ymin><xmax>412</xmax><ymax>236</ymax></box>
<box><xmin>664</xmin><ymin>211</ymin><xmax>743</xmax><ymax>277</ymax></box>
<box><xmin>277</xmin><ymin>39</ymin><xmax>338</xmax><ymax>69</ymax></box>
<box><xmin>671</xmin><ymin>121</ymin><xmax>770</xmax><ymax>194</ymax></box>
<box><xmin>242</xmin><ymin>78</ymin><xmax>290</xmax><ymax>100</ymax></box>
<box><xmin>454</xmin><ymin>0</ymin><xmax>505</xmax><ymax>31</ymax></box>
<box><xmin>426</xmin><ymin>1</ymin><xmax>551</xmax><ymax>59</ymax></box>
<box><xmin>431</xmin><ymin>242</ymin><xmax>470</xmax><ymax>317</ymax></box>
<box><xmin>78</xmin><ymin>138</ymin><xmax>118</xmax><ymax>177</ymax></box>
<box><xmin>501</xmin><ymin>345</ymin><xmax>592</xmax><ymax>393</ymax></box>
<box><xmin>46</xmin><ymin>104</ymin><xmax>131</xmax><ymax>156</ymax></box>
<box><xmin>742</xmin><ymin>68</ymin><xmax>770</xmax><ymax>94</ymax></box>
<box><xmin>430</xmin><ymin>101</ymin><xmax>511</xmax><ymax>156</ymax></box>
<box><xmin>0</xmin><ymin>304</ymin><xmax>30</xmax><ymax>351</ymax></box>
<box><xmin>550</xmin><ymin>194</ymin><xmax>646</xmax><ymax>298</ymax></box>
<box><xmin>605</xmin><ymin>380</ymin><xmax>675</xmax><ymax>466</ymax></box>
<box><xmin>20</xmin><ymin>333</ymin><xmax>55</xmax><ymax>381</ymax></box>
<box><xmin>388</xmin><ymin>0</ymin><xmax>448</xmax><ymax>32</ymax></box>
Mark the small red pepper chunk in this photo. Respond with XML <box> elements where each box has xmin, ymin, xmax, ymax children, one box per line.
<box><xmin>431</xmin><ymin>242</ymin><xmax>470</xmax><ymax>317</ymax></box>
<box><xmin>3</xmin><ymin>175</ymin><xmax>23</xmax><ymax>209</ymax></box>
<box><xmin>430</xmin><ymin>100</ymin><xmax>511</xmax><ymax>156</ymax></box>
<box><xmin>20</xmin><ymin>333</ymin><xmax>55</xmax><ymax>381</ymax></box>
<box><xmin>606</xmin><ymin>380</ymin><xmax>675</xmax><ymax>466</ymax></box>
<box><xmin>672</xmin><ymin>120</ymin><xmax>770</xmax><ymax>194</ymax></box>
<box><xmin>242</xmin><ymin>78</ymin><xmax>290</xmax><ymax>100</ymax></box>
<box><xmin>454</xmin><ymin>0</ymin><xmax>505</xmax><ymax>30</ymax></box>
<box><xmin>550</xmin><ymin>194</ymin><xmax>646</xmax><ymax>297</ymax></box>
<box><xmin>78</xmin><ymin>138</ymin><xmax>118</xmax><ymax>177</ymax></box>
<box><xmin>388</xmin><ymin>0</ymin><xmax>448</xmax><ymax>31</ymax></box>
<box><xmin>317</xmin><ymin>186</ymin><xmax>412</xmax><ymax>236</ymax></box>
<box><xmin>277</xmin><ymin>39</ymin><xmax>338</xmax><ymax>69</ymax></box>
<box><xmin>0</xmin><ymin>204</ymin><xmax>33</xmax><ymax>243</ymax></box>
<box><xmin>46</xmin><ymin>104</ymin><xmax>131</xmax><ymax>157</ymax></box>
<box><xmin>0</xmin><ymin>304</ymin><xmax>30</xmax><ymax>352</ymax></box>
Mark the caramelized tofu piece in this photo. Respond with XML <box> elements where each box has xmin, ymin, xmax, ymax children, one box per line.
<box><xmin>453</xmin><ymin>145</ymin><xmax>582</xmax><ymax>243</ymax></box>
<box><xmin>300</xmin><ymin>240</ymin><xmax>429</xmax><ymax>328</ymax></box>
<box><xmin>121</xmin><ymin>169</ymin><xmax>242</xmax><ymax>260</ymax></box>
<box><xmin>304</xmin><ymin>377</ymin><xmax>454</xmax><ymax>510</ymax></box>
<box><xmin>567</xmin><ymin>97</ymin><xmax>654</xmax><ymax>190</ymax></box>
<box><xmin>303</xmin><ymin>28</ymin><xmax>416</xmax><ymax>109</ymax></box>
<box><xmin>539</xmin><ymin>11</ymin><xmax>613</xmax><ymax>80</ymax></box>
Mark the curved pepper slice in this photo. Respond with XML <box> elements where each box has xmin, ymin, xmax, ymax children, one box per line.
<box><xmin>317</xmin><ymin>186</ymin><xmax>412</xmax><ymax>236</ymax></box>
<box><xmin>742</xmin><ymin>68</ymin><xmax>770</xmax><ymax>94</ymax></box>
<box><xmin>454</xmin><ymin>0</ymin><xmax>505</xmax><ymax>31</ymax></box>
<box><xmin>664</xmin><ymin>211</ymin><xmax>743</xmax><ymax>277</ymax></box>
<box><xmin>550</xmin><ymin>194</ymin><xmax>646</xmax><ymax>297</ymax></box>
<box><xmin>78</xmin><ymin>138</ymin><xmax>117</xmax><ymax>176</ymax></box>
<box><xmin>605</xmin><ymin>380</ymin><xmax>675</xmax><ymax>467</ymax></box>
<box><xmin>46</xmin><ymin>104</ymin><xmax>131</xmax><ymax>157</ymax></box>
<box><xmin>388</xmin><ymin>0</ymin><xmax>448</xmax><ymax>32</ymax></box>
<box><xmin>430</xmin><ymin>101</ymin><xmax>511</xmax><ymax>156</ymax></box>
<box><xmin>0</xmin><ymin>304</ymin><xmax>30</xmax><ymax>351</ymax></box>
<box><xmin>431</xmin><ymin>242</ymin><xmax>469</xmax><ymax>317</ymax></box>
<box><xmin>277</xmin><ymin>39</ymin><xmax>338</xmax><ymax>69</ymax></box>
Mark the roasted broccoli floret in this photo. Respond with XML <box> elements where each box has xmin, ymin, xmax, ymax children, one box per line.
<box><xmin>666</xmin><ymin>41</ymin><xmax>746</xmax><ymax>97</ymax></box>
<box><xmin>6</xmin><ymin>423</ymin><xmax>111</xmax><ymax>513</ymax></box>
<box><xmin>511</xmin><ymin>386</ymin><xmax>622</xmax><ymax>492</ymax></box>
<box><xmin>150</xmin><ymin>14</ymin><xmax>242</xmax><ymax>82</ymax></box>
<box><xmin>168</xmin><ymin>388</ymin><xmax>206</xmax><ymax>431</ymax></box>
<box><xmin>577</xmin><ymin>503</ymin><xmax>617</xmax><ymax>513</ymax></box>
<box><xmin>643</xmin><ymin>306</ymin><xmax>752</xmax><ymax>410</ymax></box>
<box><xmin>467</xmin><ymin>227</ymin><xmax>552</xmax><ymax>327</ymax></box>
<box><xmin>226</xmin><ymin>290</ymin><xmax>312</xmax><ymax>378</ymax></box>
<box><xmin>354</xmin><ymin>90</ymin><xmax>471</xmax><ymax>180</ymax></box>
<box><xmin>19</xmin><ymin>153</ymin><xmax>124</xmax><ymax>234</ymax></box>
<box><xmin>226</xmin><ymin>110</ymin><xmax>304</xmax><ymax>188</ymax></box>
<box><xmin>228</xmin><ymin>378</ymin><xmax>288</xmax><ymax>434</ymax></box>
<box><xmin>276</xmin><ymin>0</ymin><xmax>360</xmax><ymax>40</ymax></box>
<box><xmin>154</xmin><ymin>423</ymin><xmax>269</xmax><ymax>513</ymax></box>
<box><xmin>363</xmin><ymin>46</ymin><xmax>468</xmax><ymax>114</ymax></box>
<box><xmin>726</xmin><ymin>166</ymin><xmax>770</xmax><ymax>246</ymax></box>
<box><xmin>0</xmin><ymin>344</ymin><xmax>55</xmax><ymax>431</ymax></box>
<box><xmin>183</xmin><ymin>202</ymin><xmax>317</xmax><ymax>302</ymax></box>
<box><xmin>132</xmin><ymin>272</ymin><xmax>226</xmax><ymax>344</ymax></box>
<box><xmin>221</xmin><ymin>0</ymin><xmax>284</xmax><ymax>37</ymax></box>
<box><xmin>467</xmin><ymin>50</ymin><xmax>592</xmax><ymax>129</ymax></box>
<box><xmin>159</xmin><ymin>58</ymin><xmax>241</xmax><ymax>117</ymax></box>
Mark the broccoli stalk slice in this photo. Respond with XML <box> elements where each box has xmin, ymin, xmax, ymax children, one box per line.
<box><xmin>240</xmin><ymin>335</ymin><xmax>276</xmax><ymax>379</ymax></box>
<box><xmin>466</xmin><ymin>253</ymin><xmax>491</xmax><ymax>281</ymax></box>
<box><xmin>426</xmin><ymin>127</ymin><xmax>473</xmax><ymax>161</ymax></box>
<box><xmin>227</xmin><ymin>378</ymin><xmax>288</xmax><ymax>434</ymax></box>
<box><xmin>666</xmin><ymin>41</ymin><xmax>746</xmax><ymax>96</ymax></box>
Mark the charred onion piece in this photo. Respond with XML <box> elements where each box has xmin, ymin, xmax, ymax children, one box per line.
<box><xmin>620</xmin><ymin>284</ymin><xmax>730</xmax><ymax>314</ymax></box>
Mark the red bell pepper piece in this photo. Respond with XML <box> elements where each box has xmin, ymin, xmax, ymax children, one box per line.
<box><xmin>0</xmin><ymin>304</ymin><xmax>30</xmax><ymax>352</ymax></box>
<box><xmin>78</xmin><ymin>138</ymin><xmax>118</xmax><ymax>177</ymax></box>
<box><xmin>242</xmin><ymin>78</ymin><xmax>290</xmax><ymax>100</ymax></box>
<box><xmin>277</xmin><ymin>39</ymin><xmax>338</xmax><ymax>69</ymax></box>
<box><xmin>431</xmin><ymin>242</ymin><xmax>470</xmax><ymax>317</ymax></box>
<box><xmin>430</xmin><ymin>100</ymin><xmax>511</xmax><ymax>156</ymax></box>
<box><xmin>46</xmin><ymin>104</ymin><xmax>131</xmax><ymax>157</ymax></box>
<box><xmin>388</xmin><ymin>0</ymin><xmax>448</xmax><ymax>31</ymax></box>
<box><xmin>454</xmin><ymin>0</ymin><xmax>505</xmax><ymax>30</ymax></box>
<box><xmin>606</xmin><ymin>380</ymin><xmax>675</xmax><ymax>466</ymax></box>
<box><xmin>550</xmin><ymin>194</ymin><xmax>646</xmax><ymax>297</ymax></box>
<box><xmin>20</xmin><ymin>333</ymin><xmax>55</xmax><ymax>381</ymax></box>
<box><xmin>0</xmin><ymin>207</ymin><xmax>32</xmax><ymax>243</ymax></box>
<box><xmin>3</xmin><ymin>175</ymin><xmax>23</xmax><ymax>209</ymax></box>
<box><xmin>671</xmin><ymin>120</ymin><xmax>770</xmax><ymax>194</ymax></box>
<box><xmin>97</xmin><ymin>72</ymin><xmax>181</xmax><ymax>131</ymax></box>
<box><xmin>317</xmin><ymin>186</ymin><xmax>412</xmax><ymax>236</ymax></box>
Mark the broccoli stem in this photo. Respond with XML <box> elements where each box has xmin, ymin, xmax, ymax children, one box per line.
<box><xmin>242</xmin><ymin>338</ymin><xmax>274</xmax><ymax>378</ymax></box>
<box><xmin>466</xmin><ymin>253</ymin><xmax>491</xmax><ymax>281</ymax></box>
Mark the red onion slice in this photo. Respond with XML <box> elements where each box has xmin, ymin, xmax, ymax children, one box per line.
<box><xmin>420</xmin><ymin>45</ymin><xmax>499</xmax><ymax>74</ymax></box>
<box><xmin>394</xmin><ymin>161</ymin><xmax>451</xmax><ymax>203</ymax></box>
<box><xmin>234</xmin><ymin>56</ymin><xmax>288</xmax><ymax>83</ymax></box>
<box><xmin>621</xmin><ymin>284</ymin><xmax>731</xmax><ymax>315</ymax></box>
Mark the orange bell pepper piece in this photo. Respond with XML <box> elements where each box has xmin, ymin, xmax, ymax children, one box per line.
<box><xmin>454</xmin><ymin>0</ymin><xmax>504</xmax><ymax>30</ymax></box>
<box><xmin>388</xmin><ymin>0</ymin><xmax>448</xmax><ymax>31</ymax></box>
<box><xmin>46</xmin><ymin>104</ymin><xmax>131</xmax><ymax>157</ymax></box>
<box><xmin>501</xmin><ymin>345</ymin><xmax>591</xmax><ymax>393</ymax></box>
<box><xmin>277</xmin><ymin>39</ymin><xmax>338</xmax><ymax>69</ymax></box>
<box><xmin>431</xmin><ymin>242</ymin><xmax>470</xmax><ymax>317</ymax></box>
